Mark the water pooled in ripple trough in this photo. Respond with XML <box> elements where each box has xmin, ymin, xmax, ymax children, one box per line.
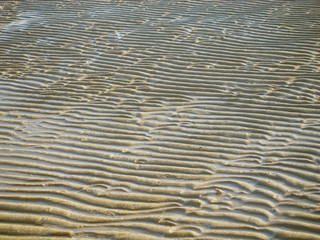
<box><xmin>0</xmin><ymin>0</ymin><xmax>320</xmax><ymax>239</ymax></box>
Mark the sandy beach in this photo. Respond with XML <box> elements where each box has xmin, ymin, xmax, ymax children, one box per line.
<box><xmin>0</xmin><ymin>0</ymin><xmax>320</xmax><ymax>239</ymax></box>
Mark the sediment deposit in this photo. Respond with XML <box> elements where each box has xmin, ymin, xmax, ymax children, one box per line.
<box><xmin>0</xmin><ymin>0</ymin><xmax>320</xmax><ymax>239</ymax></box>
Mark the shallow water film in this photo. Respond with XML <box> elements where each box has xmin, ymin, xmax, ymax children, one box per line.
<box><xmin>0</xmin><ymin>0</ymin><xmax>320</xmax><ymax>239</ymax></box>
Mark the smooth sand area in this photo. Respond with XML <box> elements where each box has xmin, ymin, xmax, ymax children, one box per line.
<box><xmin>0</xmin><ymin>0</ymin><xmax>320</xmax><ymax>239</ymax></box>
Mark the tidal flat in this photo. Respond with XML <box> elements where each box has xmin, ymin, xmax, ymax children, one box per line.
<box><xmin>0</xmin><ymin>0</ymin><xmax>320</xmax><ymax>239</ymax></box>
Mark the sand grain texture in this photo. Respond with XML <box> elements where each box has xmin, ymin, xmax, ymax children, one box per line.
<box><xmin>0</xmin><ymin>0</ymin><xmax>320</xmax><ymax>239</ymax></box>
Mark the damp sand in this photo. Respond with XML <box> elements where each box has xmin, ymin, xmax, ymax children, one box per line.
<box><xmin>0</xmin><ymin>0</ymin><xmax>320</xmax><ymax>239</ymax></box>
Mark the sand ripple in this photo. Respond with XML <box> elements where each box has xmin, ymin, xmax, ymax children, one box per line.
<box><xmin>0</xmin><ymin>0</ymin><xmax>320</xmax><ymax>239</ymax></box>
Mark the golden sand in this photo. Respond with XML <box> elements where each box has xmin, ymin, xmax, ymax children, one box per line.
<box><xmin>0</xmin><ymin>0</ymin><xmax>320</xmax><ymax>239</ymax></box>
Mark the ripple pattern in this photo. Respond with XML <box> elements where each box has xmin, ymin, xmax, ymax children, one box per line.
<box><xmin>0</xmin><ymin>0</ymin><xmax>320</xmax><ymax>239</ymax></box>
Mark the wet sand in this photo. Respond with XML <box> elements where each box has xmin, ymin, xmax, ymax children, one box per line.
<box><xmin>0</xmin><ymin>0</ymin><xmax>320</xmax><ymax>239</ymax></box>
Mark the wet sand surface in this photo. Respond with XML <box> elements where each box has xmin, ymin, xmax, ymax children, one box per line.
<box><xmin>0</xmin><ymin>0</ymin><xmax>320</xmax><ymax>239</ymax></box>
